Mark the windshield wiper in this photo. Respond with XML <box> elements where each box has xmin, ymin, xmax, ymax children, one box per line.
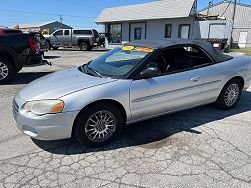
<box><xmin>87</xmin><ymin>66</ymin><xmax>102</xmax><ymax>77</ymax></box>
<box><xmin>82</xmin><ymin>64</ymin><xmax>102</xmax><ymax>78</ymax></box>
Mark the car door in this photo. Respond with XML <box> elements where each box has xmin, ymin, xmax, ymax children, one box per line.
<box><xmin>51</xmin><ymin>30</ymin><xmax>63</xmax><ymax>46</ymax></box>
<box><xmin>130</xmin><ymin>69</ymin><xmax>203</xmax><ymax>121</ymax></box>
<box><xmin>63</xmin><ymin>30</ymin><xmax>72</xmax><ymax>46</ymax></box>
<box><xmin>130</xmin><ymin>46</ymin><xmax>204</xmax><ymax>121</ymax></box>
<box><xmin>182</xmin><ymin>45</ymin><xmax>222</xmax><ymax>105</ymax></box>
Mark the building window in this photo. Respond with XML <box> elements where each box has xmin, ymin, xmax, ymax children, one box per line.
<box><xmin>134</xmin><ymin>27</ymin><xmax>142</xmax><ymax>40</ymax></box>
<box><xmin>178</xmin><ymin>24</ymin><xmax>190</xmax><ymax>39</ymax></box>
<box><xmin>108</xmin><ymin>24</ymin><xmax>122</xmax><ymax>44</ymax></box>
<box><xmin>164</xmin><ymin>24</ymin><xmax>172</xmax><ymax>38</ymax></box>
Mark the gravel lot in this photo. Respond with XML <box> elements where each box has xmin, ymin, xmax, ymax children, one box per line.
<box><xmin>0</xmin><ymin>48</ymin><xmax>251</xmax><ymax>188</ymax></box>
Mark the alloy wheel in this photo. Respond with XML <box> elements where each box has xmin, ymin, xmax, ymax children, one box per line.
<box><xmin>0</xmin><ymin>61</ymin><xmax>9</xmax><ymax>81</ymax></box>
<box><xmin>85</xmin><ymin>110</ymin><xmax>116</xmax><ymax>142</ymax></box>
<box><xmin>224</xmin><ymin>84</ymin><xmax>240</xmax><ymax>107</ymax></box>
<box><xmin>80</xmin><ymin>43</ymin><xmax>88</xmax><ymax>51</ymax></box>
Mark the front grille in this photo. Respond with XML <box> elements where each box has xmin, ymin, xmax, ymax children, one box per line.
<box><xmin>12</xmin><ymin>100</ymin><xmax>19</xmax><ymax>122</ymax></box>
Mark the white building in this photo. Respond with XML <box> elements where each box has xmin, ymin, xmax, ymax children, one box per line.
<box><xmin>199</xmin><ymin>1</ymin><xmax>251</xmax><ymax>48</ymax></box>
<box><xmin>96</xmin><ymin>0</ymin><xmax>197</xmax><ymax>49</ymax></box>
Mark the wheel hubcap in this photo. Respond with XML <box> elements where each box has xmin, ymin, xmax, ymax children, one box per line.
<box><xmin>81</xmin><ymin>44</ymin><xmax>87</xmax><ymax>50</ymax></box>
<box><xmin>85</xmin><ymin>111</ymin><xmax>116</xmax><ymax>142</ymax></box>
<box><xmin>224</xmin><ymin>84</ymin><xmax>239</xmax><ymax>107</ymax></box>
<box><xmin>0</xmin><ymin>62</ymin><xmax>9</xmax><ymax>80</ymax></box>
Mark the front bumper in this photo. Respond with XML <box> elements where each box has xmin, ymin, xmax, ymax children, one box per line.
<box><xmin>13</xmin><ymin>95</ymin><xmax>79</xmax><ymax>141</ymax></box>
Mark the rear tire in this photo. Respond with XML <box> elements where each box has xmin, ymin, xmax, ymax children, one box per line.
<box><xmin>79</xmin><ymin>42</ymin><xmax>88</xmax><ymax>51</ymax></box>
<box><xmin>0</xmin><ymin>57</ymin><xmax>16</xmax><ymax>84</ymax></box>
<box><xmin>74</xmin><ymin>103</ymin><xmax>124</xmax><ymax>147</ymax></box>
<box><xmin>216</xmin><ymin>79</ymin><xmax>242</xmax><ymax>110</ymax></box>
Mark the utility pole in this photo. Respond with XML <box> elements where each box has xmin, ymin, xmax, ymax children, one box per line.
<box><xmin>206</xmin><ymin>1</ymin><xmax>213</xmax><ymax>17</ymax></box>
<box><xmin>59</xmin><ymin>15</ymin><xmax>63</xmax><ymax>29</ymax></box>
<box><xmin>228</xmin><ymin>0</ymin><xmax>237</xmax><ymax>50</ymax></box>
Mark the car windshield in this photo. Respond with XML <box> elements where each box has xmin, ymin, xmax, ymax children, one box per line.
<box><xmin>80</xmin><ymin>46</ymin><xmax>154</xmax><ymax>78</ymax></box>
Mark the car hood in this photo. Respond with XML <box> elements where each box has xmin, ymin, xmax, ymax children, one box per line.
<box><xmin>19</xmin><ymin>67</ymin><xmax>117</xmax><ymax>101</ymax></box>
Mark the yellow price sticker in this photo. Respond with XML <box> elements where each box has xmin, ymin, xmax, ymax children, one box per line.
<box><xmin>122</xmin><ymin>46</ymin><xmax>135</xmax><ymax>51</ymax></box>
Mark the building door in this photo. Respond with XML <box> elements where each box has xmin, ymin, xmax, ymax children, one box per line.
<box><xmin>238</xmin><ymin>32</ymin><xmax>248</xmax><ymax>48</ymax></box>
<box><xmin>130</xmin><ymin>23</ymin><xmax>146</xmax><ymax>41</ymax></box>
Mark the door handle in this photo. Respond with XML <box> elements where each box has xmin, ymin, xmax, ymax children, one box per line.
<box><xmin>191</xmin><ymin>76</ymin><xmax>201</xmax><ymax>82</ymax></box>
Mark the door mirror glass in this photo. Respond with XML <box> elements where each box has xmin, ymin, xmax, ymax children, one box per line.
<box><xmin>138</xmin><ymin>66</ymin><xmax>162</xmax><ymax>79</ymax></box>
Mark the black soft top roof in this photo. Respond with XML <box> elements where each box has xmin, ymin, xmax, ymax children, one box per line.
<box><xmin>125</xmin><ymin>39</ymin><xmax>232</xmax><ymax>62</ymax></box>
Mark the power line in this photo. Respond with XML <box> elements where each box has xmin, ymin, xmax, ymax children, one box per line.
<box><xmin>0</xmin><ymin>9</ymin><xmax>58</xmax><ymax>16</ymax></box>
<box><xmin>54</xmin><ymin>0</ymin><xmax>98</xmax><ymax>9</ymax></box>
<box><xmin>0</xmin><ymin>9</ymin><xmax>96</xmax><ymax>19</ymax></box>
<box><xmin>219</xmin><ymin>0</ymin><xmax>232</xmax><ymax>17</ymax></box>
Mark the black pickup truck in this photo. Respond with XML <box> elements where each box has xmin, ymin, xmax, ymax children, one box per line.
<box><xmin>0</xmin><ymin>29</ymin><xmax>43</xmax><ymax>83</ymax></box>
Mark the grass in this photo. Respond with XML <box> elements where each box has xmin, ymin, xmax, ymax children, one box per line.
<box><xmin>231</xmin><ymin>48</ymin><xmax>251</xmax><ymax>56</ymax></box>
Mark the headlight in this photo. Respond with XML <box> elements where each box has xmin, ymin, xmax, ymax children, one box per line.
<box><xmin>24</xmin><ymin>100</ymin><xmax>64</xmax><ymax>115</ymax></box>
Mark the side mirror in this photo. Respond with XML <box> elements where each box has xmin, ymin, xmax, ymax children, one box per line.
<box><xmin>138</xmin><ymin>66</ymin><xmax>162</xmax><ymax>79</ymax></box>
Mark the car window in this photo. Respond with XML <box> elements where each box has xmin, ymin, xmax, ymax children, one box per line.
<box><xmin>64</xmin><ymin>30</ymin><xmax>70</xmax><ymax>35</ymax></box>
<box><xmin>93</xmin><ymin>30</ymin><xmax>99</xmax><ymax>38</ymax></box>
<box><xmin>80</xmin><ymin>47</ymin><xmax>153</xmax><ymax>78</ymax></box>
<box><xmin>73</xmin><ymin>30</ymin><xmax>92</xmax><ymax>35</ymax></box>
<box><xmin>148</xmin><ymin>45</ymin><xmax>213</xmax><ymax>75</ymax></box>
<box><xmin>54</xmin><ymin>30</ymin><xmax>63</xmax><ymax>36</ymax></box>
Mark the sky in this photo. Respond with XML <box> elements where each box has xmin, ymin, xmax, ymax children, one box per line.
<box><xmin>0</xmin><ymin>0</ymin><xmax>250</xmax><ymax>31</ymax></box>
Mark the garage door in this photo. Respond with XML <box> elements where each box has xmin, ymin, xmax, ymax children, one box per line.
<box><xmin>209</xmin><ymin>24</ymin><xmax>226</xmax><ymax>38</ymax></box>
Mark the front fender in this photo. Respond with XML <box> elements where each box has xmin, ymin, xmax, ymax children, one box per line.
<box><xmin>60</xmin><ymin>80</ymin><xmax>133</xmax><ymax>122</ymax></box>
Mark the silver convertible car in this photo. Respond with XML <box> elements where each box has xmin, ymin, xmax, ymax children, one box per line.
<box><xmin>13</xmin><ymin>39</ymin><xmax>251</xmax><ymax>147</ymax></box>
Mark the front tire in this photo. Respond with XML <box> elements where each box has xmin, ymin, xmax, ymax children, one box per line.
<box><xmin>74</xmin><ymin>103</ymin><xmax>124</xmax><ymax>147</ymax></box>
<box><xmin>216</xmin><ymin>79</ymin><xmax>242</xmax><ymax>110</ymax></box>
<box><xmin>0</xmin><ymin>57</ymin><xmax>15</xmax><ymax>84</ymax></box>
<box><xmin>16</xmin><ymin>65</ymin><xmax>23</xmax><ymax>73</ymax></box>
<box><xmin>52</xmin><ymin>46</ymin><xmax>59</xmax><ymax>50</ymax></box>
